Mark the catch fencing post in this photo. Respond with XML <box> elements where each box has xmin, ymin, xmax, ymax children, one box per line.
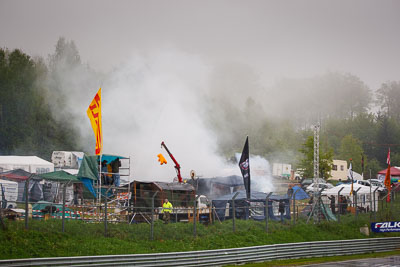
<box><xmin>232</xmin><ymin>192</ymin><xmax>239</xmax><ymax>232</ymax></box>
<box><xmin>292</xmin><ymin>190</ymin><xmax>298</xmax><ymax>225</ymax></box>
<box><xmin>390</xmin><ymin>190</ymin><xmax>393</xmax><ymax>219</ymax></box>
<box><xmin>354</xmin><ymin>187</ymin><xmax>361</xmax><ymax>222</ymax></box>
<box><xmin>337</xmin><ymin>187</ymin><xmax>344</xmax><ymax>223</ymax></box>
<box><xmin>24</xmin><ymin>176</ymin><xmax>31</xmax><ymax>230</ymax></box>
<box><xmin>61</xmin><ymin>180</ymin><xmax>73</xmax><ymax>233</ymax></box>
<box><xmin>104</xmin><ymin>187</ymin><xmax>112</xmax><ymax>237</ymax></box>
<box><xmin>193</xmin><ymin>195</ymin><xmax>200</xmax><ymax>237</ymax></box>
<box><xmin>150</xmin><ymin>191</ymin><xmax>158</xmax><ymax>240</ymax></box>
<box><xmin>62</xmin><ymin>183</ymin><xmax>67</xmax><ymax>232</ymax></box>
<box><xmin>317</xmin><ymin>188</ymin><xmax>324</xmax><ymax>223</ymax></box>
<box><xmin>373</xmin><ymin>187</ymin><xmax>378</xmax><ymax>220</ymax></box>
<box><xmin>175</xmin><ymin>206</ymin><xmax>178</xmax><ymax>223</ymax></box>
<box><xmin>265</xmin><ymin>192</ymin><xmax>272</xmax><ymax>232</ymax></box>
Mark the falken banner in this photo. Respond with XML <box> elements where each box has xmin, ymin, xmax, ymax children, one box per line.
<box><xmin>371</xmin><ymin>222</ymin><xmax>400</xmax><ymax>233</ymax></box>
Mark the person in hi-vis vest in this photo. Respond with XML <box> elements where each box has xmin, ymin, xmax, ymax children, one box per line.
<box><xmin>162</xmin><ymin>198</ymin><xmax>173</xmax><ymax>224</ymax></box>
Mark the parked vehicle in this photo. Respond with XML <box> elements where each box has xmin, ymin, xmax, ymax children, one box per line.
<box><xmin>160</xmin><ymin>194</ymin><xmax>211</xmax><ymax>223</ymax></box>
<box><xmin>130</xmin><ymin>180</ymin><xmax>212</xmax><ymax>223</ymax></box>
<box><xmin>0</xmin><ymin>179</ymin><xmax>18</xmax><ymax>208</ymax></box>
<box><xmin>306</xmin><ymin>183</ymin><xmax>334</xmax><ymax>194</ymax></box>
<box><xmin>301</xmin><ymin>178</ymin><xmax>325</xmax><ymax>189</ymax></box>
<box><xmin>354</xmin><ymin>180</ymin><xmax>387</xmax><ymax>193</ymax></box>
<box><xmin>367</xmin><ymin>179</ymin><xmax>384</xmax><ymax>187</ymax></box>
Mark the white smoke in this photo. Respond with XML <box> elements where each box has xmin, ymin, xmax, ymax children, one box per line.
<box><xmin>101</xmin><ymin>49</ymin><xmax>237</xmax><ymax>181</ymax></box>
<box><xmin>235</xmin><ymin>153</ymin><xmax>275</xmax><ymax>193</ymax></box>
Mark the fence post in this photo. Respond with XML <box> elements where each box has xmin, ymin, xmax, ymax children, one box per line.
<box><xmin>337</xmin><ymin>187</ymin><xmax>344</xmax><ymax>223</ymax></box>
<box><xmin>150</xmin><ymin>191</ymin><xmax>158</xmax><ymax>240</ymax></box>
<box><xmin>292</xmin><ymin>190</ymin><xmax>298</xmax><ymax>225</ymax></box>
<box><xmin>62</xmin><ymin>183</ymin><xmax>67</xmax><ymax>232</ymax></box>
<box><xmin>265</xmin><ymin>192</ymin><xmax>272</xmax><ymax>233</ymax></box>
<box><xmin>232</xmin><ymin>192</ymin><xmax>239</xmax><ymax>232</ymax></box>
<box><xmin>373</xmin><ymin>187</ymin><xmax>378</xmax><ymax>221</ymax></box>
<box><xmin>175</xmin><ymin>207</ymin><xmax>178</xmax><ymax>223</ymax></box>
<box><xmin>24</xmin><ymin>177</ymin><xmax>30</xmax><ymax>230</ymax></box>
<box><xmin>193</xmin><ymin>195</ymin><xmax>200</xmax><ymax>237</ymax></box>
<box><xmin>390</xmin><ymin>190</ymin><xmax>393</xmax><ymax>220</ymax></box>
<box><xmin>104</xmin><ymin>187</ymin><xmax>112</xmax><ymax>237</ymax></box>
<box><xmin>104</xmin><ymin>192</ymin><xmax>108</xmax><ymax>237</ymax></box>
<box><xmin>317</xmin><ymin>188</ymin><xmax>324</xmax><ymax>224</ymax></box>
<box><xmin>354</xmin><ymin>187</ymin><xmax>361</xmax><ymax>222</ymax></box>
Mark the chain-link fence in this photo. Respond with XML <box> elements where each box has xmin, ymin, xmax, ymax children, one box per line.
<box><xmin>1</xmin><ymin>180</ymin><xmax>399</xmax><ymax>239</ymax></box>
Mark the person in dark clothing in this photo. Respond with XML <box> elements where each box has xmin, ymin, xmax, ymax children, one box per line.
<box><xmin>342</xmin><ymin>196</ymin><xmax>348</xmax><ymax>214</ymax></box>
<box><xmin>328</xmin><ymin>195</ymin><xmax>336</xmax><ymax>214</ymax></box>
<box><xmin>111</xmin><ymin>158</ymin><xmax>121</xmax><ymax>187</ymax></box>
<box><xmin>309</xmin><ymin>196</ymin><xmax>314</xmax><ymax>205</ymax></box>
<box><xmin>278</xmin><ymin>200</ymin><xmax>285</xmax><ymax>223</ymax></box>
<box><xmin>101</xmin><ymin>160</ymin><xmax>108</xmax><ymax>185</ymax></box>
<box><xmin>73</xmin><ymin>183</ymin><xmax>84</xmax><ymax>205</ymax></box>
<box><xmin>287</xmin><ymin>186</ymin><xmax>294</xmax><ymax>199</ymax></box>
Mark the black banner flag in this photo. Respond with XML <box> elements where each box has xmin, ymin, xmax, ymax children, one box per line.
<box><xmin>239</xmin><ymin>136</ymin><xmax>250</xmax><ymax>199</ymax></box>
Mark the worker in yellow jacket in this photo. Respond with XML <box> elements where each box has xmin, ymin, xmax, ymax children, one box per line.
<box><xmin>162</xmin><ymin>198</ymin><xmax>173</xmax><ymax>224</ymax></box>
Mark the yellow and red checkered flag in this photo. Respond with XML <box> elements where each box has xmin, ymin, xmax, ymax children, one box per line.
<box><xmin>87</xmin><ymin>88</ymin><xmax>102</xmax><ymax>155</ymax></box>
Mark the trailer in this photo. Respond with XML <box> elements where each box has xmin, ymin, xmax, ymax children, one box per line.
<box><xmin>0</xmin><ymin>179</ymin><xmax>18</xmax><ymax>208</ymax></box>
<box><xmin>130</xmin><ymin>180</ymin><xmax>211</xmax><ymax>223</ymax></box>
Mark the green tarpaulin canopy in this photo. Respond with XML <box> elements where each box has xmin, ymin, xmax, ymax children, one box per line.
<box><xmin>39</xmin><ymin>170</ymin><xmax>79</xmax><ymax>182</ymax></box>
<box><xmin>77</xmin><ymin>154</ymin><xmax>128</xmax><ymax>197</ymax></box>
<box><xmin>77</xmin><ymin>154</ymin><xmax>128</xmax><ymax>181</ymax></box>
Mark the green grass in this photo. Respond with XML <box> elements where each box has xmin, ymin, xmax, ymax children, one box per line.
<box><xmin>1</xmin><ymin>212</ymin><xmax>400</xmax><ymax>260</ymax></box>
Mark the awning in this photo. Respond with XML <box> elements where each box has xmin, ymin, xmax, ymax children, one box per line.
<box><xmin>39</xmin><ymin>170</ymin><xmax>80</xmax><ymax>182</ymax></box>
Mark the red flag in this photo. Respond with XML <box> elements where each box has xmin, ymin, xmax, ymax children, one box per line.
<box><xmin>384</xmin><ymin>148</ymin><xmax>391</xmax><ymax>202</ymax></box>
<box><xmin>387</xmin><ymin>148</ymin><xmax>391</xmax><ymax>165</ymax></box>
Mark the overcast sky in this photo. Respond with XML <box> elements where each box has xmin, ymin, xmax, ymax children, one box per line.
<box><xmin>1</xmin><ymin>0</ymin><xmax>399</xmax><ymax>90</ymax></box>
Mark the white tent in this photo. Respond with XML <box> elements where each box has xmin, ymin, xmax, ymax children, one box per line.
<box><xmin>347</xmin><ymin>170</ymin><xmax>363</xmax><ymax>180</ymax></box>
<box><xmin>322</xmin><ymin>183</ymin><xmax>379</xmax><ymax>211</ymax></box>
<box><xmin>323</xmin><ymin>184</ymin><xmax>375</xmax><ymax>196</ymax></box>
<box><xmin>0</xmin><ymin>156</ymin><xmax>54</xmax><ymax>174</ymax></box>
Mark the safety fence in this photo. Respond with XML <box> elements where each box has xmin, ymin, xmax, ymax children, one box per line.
<box><xmin>1</xmin><ymin>185</ymin><xmax>399</xmax><ymax>238</ymax></box>
<box><xmin>0</xmin><ymin>237</ymin><xmax>399</xmax><ymax>266</ymax></box>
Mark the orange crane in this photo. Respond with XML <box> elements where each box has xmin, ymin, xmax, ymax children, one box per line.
<box><xmin>161</xmin><ymin>141</ymin><xmax>183</xmax><ymax>183</ymax></box>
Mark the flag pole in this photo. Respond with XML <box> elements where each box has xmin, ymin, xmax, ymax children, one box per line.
<box><xmin>384</xmin><ymin>148</ymin><xmax>391</xmax><ymax>203</ymax></box>
<box><xmin>238</xmin><ymin>136</ymin><xmax>250</xmax><ymax>200</ymax></box>
<box><xmin>98</xmin><ymin>154</ymin><xmax>102</xmax><ymax>212</ymax></box>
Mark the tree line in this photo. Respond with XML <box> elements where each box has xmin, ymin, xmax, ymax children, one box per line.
<box><xmin>205</xmin><ymin>66</ymin><xmax>400</xmax><ymax>179</ymax></box>
<box><xmin>0</xmin><ymin>39</ymin><xmax>90</xmax><ymax>161</ymax></box>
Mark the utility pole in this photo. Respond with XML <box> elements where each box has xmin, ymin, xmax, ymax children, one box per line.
<box><xmin>313</xmin><ymin>122</ymin><xmax>320</xmax><ymax>223</ymax></box>
<box><xmin>313</xmin><ymin>123</ymin><xmax>320</xmax><ymax>179</ymax></box>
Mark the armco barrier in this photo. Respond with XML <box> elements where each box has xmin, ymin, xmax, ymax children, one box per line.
<box><xmin>1</xmin><ymin>237</ymin><xmax>399</xmax><ymax>266</ymax></box>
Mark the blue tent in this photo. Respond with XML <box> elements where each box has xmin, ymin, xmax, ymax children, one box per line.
<box><xmin>288</xmin><ymin>185</ymin><xmax>310</xmax><ymax>200</ymax></box>
<box><xmin>212</xmin><ymin>190</ymin><xmax>290</xmax><ymax>221</ymax></box>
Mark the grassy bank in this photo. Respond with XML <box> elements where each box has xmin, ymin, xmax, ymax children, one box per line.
<box><xmin>1</xmin><ymin>213</ymin><xmax>399</xmax><ymax>260</ymax></box>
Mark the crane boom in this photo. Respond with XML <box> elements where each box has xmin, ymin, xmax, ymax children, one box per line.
<box><xmin>161</xmin><ymin>141</ymin><xmax>183</xmax><ymax>183</ymax></box>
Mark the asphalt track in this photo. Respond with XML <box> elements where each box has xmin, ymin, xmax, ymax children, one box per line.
<box><xmin>302</xmin><ymin>255</ymin><xmax>400</xmax><ymax>266</ymax></box>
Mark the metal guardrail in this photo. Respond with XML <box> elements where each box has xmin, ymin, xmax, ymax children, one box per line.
<box><xmin>1</xmin><ymin>237</ymin><xmax>399</xmax><ymax>266</ymax></box>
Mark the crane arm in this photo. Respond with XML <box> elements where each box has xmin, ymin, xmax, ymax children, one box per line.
<box><xmin>161</xmin><ymin>141</ymin><xmax>183</xmax><ymax>183</ymax></box>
